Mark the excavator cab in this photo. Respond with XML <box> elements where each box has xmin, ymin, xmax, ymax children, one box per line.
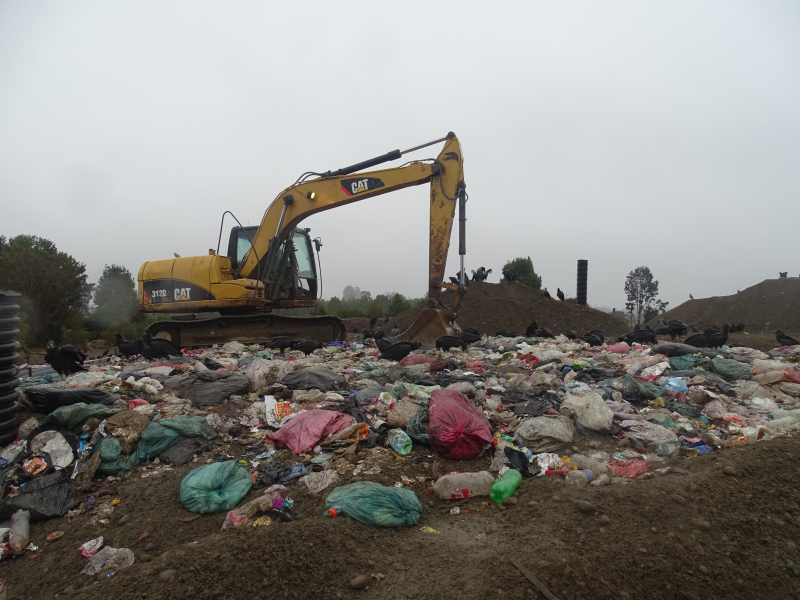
<box><xmin>226</xmin><ymin>226</ymin><xmax>318</xmax><ymax>302</ymax></box>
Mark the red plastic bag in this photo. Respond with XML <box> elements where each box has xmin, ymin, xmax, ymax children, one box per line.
<box><xmin>466</xmin><ymin>361</ymin><xmax>486</xmax><ymax>374</ymax></box>
<box><xmin>429</xmin><ymin>390</ymin><xmax>492</xmax><ymax>460</ymax></box>
<box><xmin>266</xmin><ymin>410</ymin><xmax>353</xmax><ymax>454</ymax></box>
<box><xmin>397</xmin><ymin>354</ymin><xmax>446</xmax><ymax>372</ymax></box>
<box><xmin>609</xmin><ymin>459</ymin><xmax>650</xmax><ymax>478</ymax></box>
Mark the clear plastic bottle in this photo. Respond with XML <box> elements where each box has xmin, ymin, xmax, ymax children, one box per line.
<box><xmin>590</xmin><ymin>474</ymin><xmax>611</xmax><ymax>487</ymax></box>
<box><xmin>490</xmin><ymin>469</ymin><xmax>522</xmax><ymax>503</ymax></box>
<box><xmin>570</xmin><ymin>455</ymin><xmax>613</xmax><ymax>478</ymax></box>
<box><xmin>433</xmin><ymin>472</ymin><xmax>495</xmax><ymax>500</ymax></box>
<box><xmin>9</xmin><ymin>509</ymin><xmax>30</xmax><ymax>552</ymax></box>
<box><xmin>564</xmin><ymin>470</ymin><xmax>593</xmax><ymax>486</ymax></box>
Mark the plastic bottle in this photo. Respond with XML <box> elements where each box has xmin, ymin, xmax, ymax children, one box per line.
<box><xmin>9</xmin><ymin>509</ymin><xmax>30</xmax><ymax>552</ymax></box>
<box><xmin>590</xmin><ymin>474</ymin><xmax>611</xmax><ymax>487</ymax></box>
<box><xmin>570</xmin><ymin>455</ymin><xmax>613</xmax><ymax>478</ymax></box>
<box><xmin>564</xmin><ymin>470</ymin><xmax>593</xmax><ymax>486</ymax></box>
<box><xmin>656</xmin><ymin>441</ymin><xmax>680</xmax><ymax>456</ymax></box>
<box><xmin>433</xmin><ymin>471</ymin><xmax>495</xmax><ymax>500</ymax></box>
<box><xmin>387</xmin><ymin>429</ymin><xmax>412</xmax><ymax>455</ymax></box>
<box><xmin>490</xmin><ymin>469</ymin><xmax>522</xmax><ymax>503</ymax></box>
<box><xmin>326</xmin><ymin>505</ymin><xmax>342</xmax><ymax>517</ymax></box>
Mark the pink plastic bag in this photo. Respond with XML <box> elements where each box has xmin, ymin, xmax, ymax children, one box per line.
<box><xmin>397</xmin><ymin>354</ymin><xmax>446</xmax><ymax>372</ymax></box>
<box><xmin>609</xmin><ymin>459</ymin><xmax>650</xmax><ymax>478</ymax></box>
<box><xmin>607</xmin><ymin>343</ymin><xmax>631</xmax><ymax>354</ymax></box>
<box><xmin>128</xmin><ymin>399</ymin><xmax>149</xmax><ymax>410</ymax></box>
<box><xmin>429</xmin><ymin>390</ymin><xmax>492</xmax><ymax>460</ymax></box>
<box><xmin>266</xmin><ymin>410</ymin><xmax>353</xmax><ymax>454</ymax></box>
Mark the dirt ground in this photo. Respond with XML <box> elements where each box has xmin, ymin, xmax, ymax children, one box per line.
<box><xmin>3</xmin><ymin>429</ymin><xmax>800</xmax><ymax>600</ymax></box>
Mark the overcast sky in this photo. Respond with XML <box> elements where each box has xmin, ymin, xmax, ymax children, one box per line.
<box><xmin>2</xmin><ymin>1</ymin><xmax>799</xmax><ymax>311</ymax></box>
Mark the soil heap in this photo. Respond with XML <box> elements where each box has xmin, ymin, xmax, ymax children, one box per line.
<box><xmin>384</xmin><ymin>281</ymin><xmax>628</xmax><ymax>338</ymax></box>
<box><xmin>651</xmin><ymin>277</ymin><xmax>800</xmax><ymax>336</ymax></box>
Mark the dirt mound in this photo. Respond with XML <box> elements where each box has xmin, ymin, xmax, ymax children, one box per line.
<box><xmin>385</xmin><ymin>281</ymin><xmax>628</xmax><ymax>338</ymax></box>
<box><xmin>650</xmin><ymin>278</ymin><xmax>800</xmax><ymax>336</ymax></box>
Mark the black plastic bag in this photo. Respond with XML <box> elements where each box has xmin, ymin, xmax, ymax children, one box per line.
<box><xmin>158</xmin><ymin>437</ymin><xmax>213</xmax><ymax>465</ymax></box>
<box><xmin>280</xmin><ymin>369</ymin><xmax>347</xmax><ymax>392</ymax></box>
<box><xmin>0</xmin><ymin>470</ymin><xmax>76</xmax><ymax>520</ymax></box>
<box><xmin>504</xmin><ymin>446</ymin><xmax>535</xmax><ymax>476</ymax></box>
<box><xmin>24</xmin><ymin>387</ymin><xmax>117</xmax><ymax>414</ymax></box>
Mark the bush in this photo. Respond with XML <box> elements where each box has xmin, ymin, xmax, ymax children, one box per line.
<box><xmin>502</xmin><ymin>257</ymin><xmax>542</xmax><ymax>290</ymax></box>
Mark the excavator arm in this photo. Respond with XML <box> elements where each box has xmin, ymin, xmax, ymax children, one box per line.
<box><xmin>240</xmin><ymin>132</ymin><xmax>465</xmax><ymax>303</ymax></box>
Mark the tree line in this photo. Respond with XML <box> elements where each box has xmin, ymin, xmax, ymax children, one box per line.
<box><xmin>0</xmin><ymin>235</ymin><xmax>151</xmax><ymax>347</ymax></box>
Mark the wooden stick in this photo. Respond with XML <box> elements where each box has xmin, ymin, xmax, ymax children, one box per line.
<box><xmin>510</xmin><ymin>557</ymin><xmax>561</xmax><ymax>600</ymax></box>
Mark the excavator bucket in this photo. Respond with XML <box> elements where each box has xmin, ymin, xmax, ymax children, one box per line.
<box><xmin>397</xmin><ymin>287</ymin><xmax>465</xmax><ymax>349</ymax></box>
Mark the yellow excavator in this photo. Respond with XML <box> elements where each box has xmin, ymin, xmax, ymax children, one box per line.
<box><xmin>137</xmin><ymin>132</ymin><xmax>469</xmax><ymax>348</ymax></box>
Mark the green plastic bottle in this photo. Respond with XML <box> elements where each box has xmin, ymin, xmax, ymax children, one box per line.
<box><xmin>490</xmin><ymin>469</ymin><xmax>522</xmax><ymax>504</ymax></box>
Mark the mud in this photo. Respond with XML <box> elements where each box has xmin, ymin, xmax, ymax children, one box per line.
<box><xmin>3</xmin><ymin>433</ymin><xmax>800</xmax><ymax>600</ymax></box>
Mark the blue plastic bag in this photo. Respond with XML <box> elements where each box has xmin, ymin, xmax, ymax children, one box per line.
<box><xmin>323</xmin><ymin>481</ymin><xmax>422</xmax><ymax>527</ymax></box>
<box><xmin>662</xmin><ymin>378</ymin><xmax>689</xmax><ymax>394</ymax></box>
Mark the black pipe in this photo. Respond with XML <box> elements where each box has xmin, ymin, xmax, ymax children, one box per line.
<box><xmin>323</xmin><ymin>149</ymin><xmax>402</xmax><ymax>178</ymax></box>
<box><xmin>577</xmin><ymin>260</ymin><xmax>588</xmax><ymax>306</ymax></box>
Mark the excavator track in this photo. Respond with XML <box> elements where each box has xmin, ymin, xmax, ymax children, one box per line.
<box><xmin>146</xmin><ymin>314</ymin><xmax>346</xmax><ymax>348</ymax></box>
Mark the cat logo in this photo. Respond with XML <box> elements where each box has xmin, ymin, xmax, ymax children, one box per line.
<box><xmin>174</xmin><ymin>288</ymin><xmax>191</xmax><ymax>301</ymax></box>
<box><xmin>340</xmin><ymin>177</ymin><xmax>385</xmax><ymax>197</ymax></box>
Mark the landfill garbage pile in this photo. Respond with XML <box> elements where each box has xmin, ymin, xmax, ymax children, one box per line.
<box><xmin>1</xmin><ymin>331</ymin><xmax>800</xmax><ymax>590</ymax></box>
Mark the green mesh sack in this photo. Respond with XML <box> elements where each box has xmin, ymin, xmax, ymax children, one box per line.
<box><xmin>180</xmin><ymin>460</ymin><xmax>253</xmax><ymax>514</ymax></box>
<box><xmin>711</xmin><ymin>357</ymin><xmax>752</xmax><ymax>381</ymax></box>
<box><xmin>323</xmin><ymin>481</ymin><xmax>422</xmax><ymax>527</ymax></box>
<box><xmin>668</xmin><ymin>355</ymin><xmax>696</xmax><ymax>371</ymax></box>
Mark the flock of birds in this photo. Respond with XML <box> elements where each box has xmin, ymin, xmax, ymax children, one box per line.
<box><xmin>447</xmin><ymin>268</ymin><xmax>570</xmax><ymax>303</ymax></box>
<box><xmin>42</xmin><ymin>314</ymin><xmax>800</xmax><ymax>378</ymax></box>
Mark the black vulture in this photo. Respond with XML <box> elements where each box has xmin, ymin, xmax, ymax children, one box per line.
<box><xmin>666</xmin><ymin>321</ymin><xmax>688</xmax><ymax>341</ymax></box>
<box><xmin>145</xmin><ymin>333</ymin><xmax>183</xmax><ymax>358</ymax></box>
<box><xmin>502</xmin><ymin>269</ymin><xmax>519</xmax><ymax>282</ymax></box>
<box><xmin>563</xmin><ymin>330</ymin><xmax>579</xmax><ymax>340</ymax></box>
<box><xmin>267</xmin><ymin>336</ymin><xmax>294</xmax><ymax>355</ymax></box>
<box><xmin>684</xmin><ymin>333</ymin><xmax>709</xmax><ymax>348</ymax></box>
<box><xmin>534</xmin><ymin>327</ymin><xmax>554</xmax><ymax>338</ymax></box>
<box><xmin>495</xmin><ymin>330</ymin><xmax>518</xmax><ymax>337</ymax></box>
<box><xmin>775</xmin><ymin>329</ymin><xmax>800</xmax><ymax>347</ymax></box>
<box><xmin>436</xmin><ymin>336</ymin><xmax>467</xmax><ymax>351</ymax></box>
<box><xmin>457</xmin><ymin>330</ymin><xmax>481</xmax><ymax>344</ymax></box>
<box><xmin>525</xmin><ymin>321</ymin><xmax>539</xmax><ymax>337</ymax></box>
<box><xmin>556</xmin><ymin>288</ymin><xmax>565</xmax><ymax>301</ymax></box>
<box><xmin>369</xmin><ymin>317</ymin><xmax>378</xmax><ymax>329</ymax></box>
<box><xmin>618</xmin><ymin>329</ymin><xmax>656</xmax><ymax>345</ymax></box>
<box><xmin>471</xmin><ymin>267</ymin><xmax>492</xmax><ymax>282</ymax></box>
<box><xmin>375</xmin><ymin>337</ymin><xmax>393</xmax><ymax>353</ymax></box>
<box><xmin>582</xmin><ymin>333</ymin><xmax>603</xmax><ymax>347</ymax></box>
<box><xmin>706</xmin><ymin>326</ymin><xmax>729</xmax><ymax>349</ymax></box>
<box><xmin>44</xmin><ymin>342</ymin><xmax>87</xmax><ymax>376</ymax></box>
<box><xmin>390</xmin><ymin>328</ymin><xmax>401</xmax><ymax>337</ymax></box>
<box><xmin>293</xmin><ymin>340</ymin><xmax>322</xmax><ymax>356</ymax></box>
<box><xmin>586</xmin><ymin>330</ymin><xmax>605</xmax><ymax>344</ymax></box>
<box><xmin>115</xmin><ymin>333</ymin><xmax>140</xmax><ymax>358</ymax></box>
<box><xmin>652</xmin><ymin>319</ymin><xmax>669</xmax><ymax>335</ymax></box>
<box><xmin>379</xmin><ymin>341</ymin><xmax>420</xmax><ymax>361</ymax></box>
